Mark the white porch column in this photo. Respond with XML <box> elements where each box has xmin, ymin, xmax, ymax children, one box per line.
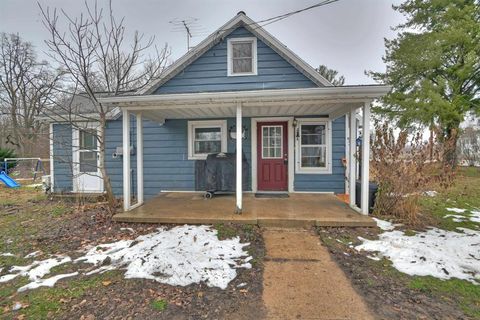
<box><xmin>122</xmin><ymin>109</ymin><xmax>131</xmax><ymax>211</ymax></box>
<box><xmin>235</xmin><ymin>102</ymin><xmax>243</xmax><ymax>214</ymax></box>
<box><xmin>349</xmin><ymin>108</ymin><xmax>357</xmax><ymax>209</ymax></box>
<box><xmin>136</xmin><ymin>113</ymin><xmax>144</xmax><ymax>205</ymax></box>
<box><xmin>361</xmin><ymin>101</ymin><xmax>371</xmax><ymax>215</ymax></box>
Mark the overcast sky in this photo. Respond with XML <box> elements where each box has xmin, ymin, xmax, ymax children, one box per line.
<box><xmin>0</xmin><ymin>0</ymin><xmax>405</xmax><ymax>84</ymax></box>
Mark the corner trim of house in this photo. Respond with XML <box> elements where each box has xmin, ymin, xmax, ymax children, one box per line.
<box><xmin>49</xmin><ymin>123</ymin><xmax>55</xmax><ymax>191</ymax></box>
<box><xmin>251</xmin><ymin>116</ymin><xmax>294</xmax><ymax>193</ymax></box>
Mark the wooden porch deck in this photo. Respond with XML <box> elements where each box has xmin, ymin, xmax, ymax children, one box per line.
<box><xmin>113</xmin><ymin>193</ymin><xmax>375</xmax><ymax>228</ymax></box>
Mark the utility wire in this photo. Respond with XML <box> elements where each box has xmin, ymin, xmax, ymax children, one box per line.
<box><xmin>253</xmin><ymin>0</ymin><xmax>340</xmax><ymax>28</ymax></box>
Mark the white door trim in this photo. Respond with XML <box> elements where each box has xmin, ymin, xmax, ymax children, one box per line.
<box><xmin>251</xmin><ymin>117</ymin><xmax>294</xmax><ymax>193</ymax></box>
<box><xmin>72</xmin><ymin>123</ymin><xmax>104</xmax><ymax>193</ymax></box>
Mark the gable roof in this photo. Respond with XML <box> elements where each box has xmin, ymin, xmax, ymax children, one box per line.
<box><xmin>140</xmin><ymin>12</ymin><xmax>332</xmax><ymax>95</ymax></box>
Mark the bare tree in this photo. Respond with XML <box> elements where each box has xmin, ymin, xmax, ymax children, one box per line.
<box><xmin>0</xmin><ymin>33</ymin><xmax>61</xmax><ymax>156</ymax></box>
<box><xmin>458</xmin><ymin>127</ymin><xmax>480</xmax><ymax>167</ymax></box>
<box><xmin>39</xmin><ymin>0</ymin><xmax>169</xmax><ymax>212</ymax></box>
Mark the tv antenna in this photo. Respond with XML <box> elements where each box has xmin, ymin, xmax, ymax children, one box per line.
<box><xmin>169</xmin><ymin>17</ymin><xmax>207</xmax><ymax>52</ymax></box>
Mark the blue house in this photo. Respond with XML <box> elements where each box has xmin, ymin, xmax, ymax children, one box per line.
<box><xmin>48</xmin><ymin>12</ymin><xmax>389</xmax><ymax>218</ymax></box>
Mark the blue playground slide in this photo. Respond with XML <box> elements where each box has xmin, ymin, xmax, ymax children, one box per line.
<box><xmin>0</xmin><ymin>171</ymin><xmax>20</xmax><ymax>188</ymax></box>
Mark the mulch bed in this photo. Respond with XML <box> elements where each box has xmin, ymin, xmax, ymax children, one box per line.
<box><xmin>318</xmin><ymin>227</ymin><xmax>469</xmax><ymax>320</ymax></box>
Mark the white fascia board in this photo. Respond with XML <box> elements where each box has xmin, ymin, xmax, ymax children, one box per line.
<box><xmin>37</xmin><ymin>107</ymin><xmax>121</xmax><ymax>123</ymax></box>
<box><xmin>100</xmin><ymin>85</ymin><xmax>391</xmax><ymax>108</ymax></box>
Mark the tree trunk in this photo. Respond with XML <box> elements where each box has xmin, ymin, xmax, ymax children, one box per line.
<box><xmin>443</xmin><ymin>127</ymin><xmax>459</xmax><ymax>169</ymax></box>
<box><xmin>99</xmin><ymin>115</ymin><xmax>116</xmax><ymax>214</ymax></box>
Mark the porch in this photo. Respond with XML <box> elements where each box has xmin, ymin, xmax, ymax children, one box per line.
<box><xmin>113</xmin><ymin>192</ymin><xmax>375</xmax><ymax>228</ymax></box>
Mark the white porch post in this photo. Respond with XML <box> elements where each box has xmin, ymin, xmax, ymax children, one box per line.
<box><xmin>235</xmin><ymin>102</ymin><xmax>243</xmax><ymax>214</ymax></box>
<box><xmin>361</xmin><ymin>101</ymin><xmax>371</xmax><ymax>215</ymax></box>
<box><xmin>122</xmin><ymin>109</ymin><xmax>131</xmax><ymax>211</ymax></box>
<box><xmin>136</xmin><ymin>113</ymin><xmax>144</xmax><ymax>205</ymax></box>
<box><xmin>349</xmin><ymin>108</ymin><xmax>357</xmax><ymax>209</ymax></box>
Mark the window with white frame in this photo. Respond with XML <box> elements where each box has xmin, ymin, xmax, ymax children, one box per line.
<box><xmin>188</xmin><ymin>120</ymin><xmax>228</xmax><ymax>160</ymax></box>
<box><xmin>227</xmin><ymin>37</ymin><xmax>257</xmax><ymax>76</ymax></box>
<box><xmin>296</xmin><ymin>119</ymin><xmax>332</xmax><ymax>174</ymax></box>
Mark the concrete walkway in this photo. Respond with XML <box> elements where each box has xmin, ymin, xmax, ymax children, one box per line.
<box><xmin>262</xmin><ymin>229</ymin><xmax>374</xmax><ymax>320</ymax></box>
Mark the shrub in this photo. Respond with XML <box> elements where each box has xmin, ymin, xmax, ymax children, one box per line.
<box><xmin>371</xmin><ymin>122</ymin><xmax>454</xmax><ymax>225</ymax></box>
<box><xmin>0</xmin><ymin>148</ymin><xmax>17</xmax><ymax>171</ymax></box>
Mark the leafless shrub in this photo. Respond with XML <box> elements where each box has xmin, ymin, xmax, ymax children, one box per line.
<box><xmin>371</xmin><ymin>122</ymin><xmax>454</xmax><ymax>225</ymax></box>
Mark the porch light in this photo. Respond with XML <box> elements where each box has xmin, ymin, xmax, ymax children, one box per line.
<box><xmin>229</xmin><ymin>125</ymin><xmax>247</xmax><ymax>140</ymax></box>
<box><xmin>293</xmin><ymin>118</ymin><xmax>298</xmax><ymax>127</ymax></box>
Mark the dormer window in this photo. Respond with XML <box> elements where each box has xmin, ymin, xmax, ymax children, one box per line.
<box><xmin>227</xmin><ymin>37</ymin><xmax>257</xmax><ymax>76</ymax></box>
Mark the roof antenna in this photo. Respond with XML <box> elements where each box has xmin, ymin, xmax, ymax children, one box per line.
<box><xmin>169</xmin><ymin>17</ymin><xmax>206</xmax><ymax>52</ymax></box>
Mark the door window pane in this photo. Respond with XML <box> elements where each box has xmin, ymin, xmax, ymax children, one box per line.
<box><xmin>262</xmin><ymin>126</ymin><xmax>283</xmax><ymax>159</ymax></box>
<box><xmin>79</xmin><ymin>151</ymin><xmax>97</xmax><ymax>173</ymax></box>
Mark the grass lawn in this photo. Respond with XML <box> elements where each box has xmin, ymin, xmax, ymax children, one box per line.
<box><xmin>319</xmin><ymin>167</ymin><xmax>480</xmax><ymax>319</ymax></box>
<box><xmin>0</xmin><ymin>185</ymin><xmax>265</xmax><ymax>319</ymax></box>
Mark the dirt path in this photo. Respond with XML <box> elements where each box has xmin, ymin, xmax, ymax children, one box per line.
<box><xmin>262</xmin><ymin>228</ymin><xmax>374</xmax><ymax>320</ymax></box>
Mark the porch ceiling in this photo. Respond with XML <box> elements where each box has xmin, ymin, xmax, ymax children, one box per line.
<box><xmin>99</xmin><ymin>85</ymin><xmax>390</xmax><ymax>121</ymax></box>
<box><xmin>137</xmin><ymin>102</ymin><xmax>359</xmax><ymax>121</ymax></box>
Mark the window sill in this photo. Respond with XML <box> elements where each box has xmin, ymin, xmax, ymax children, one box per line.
<box><xmin>227</xmin><ymin>72</ymin><xmax>257</xmax><ymax>77</ymax></box>
<box><xmin>188</xmin><ymin>155</ymin><xmax>209</xmax><ymax>161</ymax></box>
<box><xmin>295</xmin><ymin>168</ymin><xmax>332</xmax><ymax>175</ymax></box>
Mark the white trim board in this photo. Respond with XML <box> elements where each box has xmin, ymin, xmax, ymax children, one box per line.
<box><xmin>49</xmin><ymin>123</ymin><xmax>55</xmax><ymax>191</ymax></box>
<box><xmin>227</xmin><ymin>37</ymin><xmax>258</xmax><ymax>77</ymax></box>
<box><xmin>187</xmin><ymin>120</ymin><xmax>228</xmax><ymax>160</ymax></box>
<box><xmin>294</xmin><ymin>118</ymin><xmax>333</xmax><ymax>175</ymax></box>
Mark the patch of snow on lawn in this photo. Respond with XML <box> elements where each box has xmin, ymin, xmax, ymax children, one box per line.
<box><xmin>446</xmin><ymin>208</ymin><xmax>467</xmax><ymax>213</ymax></box>
<box><xmin>356</xmin><ymin>228</ymin><xmax>480</xmax><ymax>284</ymax></box>
<box><xmin>424</xmin><ymin>191</ymin><xmax>438</xmax><ymax>197</ymax></box>
<box><xmin>469</xmin><ymin>211</ymin><xmax>480</xmax><ymax>223</ymax></box>
<box><xmin>18</xmin><ymin>272</ymin><xmax>79</xmax><ymax>292</ymax></box>
<box><xmin>0</xmin><ymin>253</ymin><xmax>15</xmax><ymax>257</ymax></box>
<box><xmin>444</xmin><ymin>214</ymin><xmax>468</xmax><ymax>222</ymax></box>
<box><xmin>372</xmin><ymin>218</ymin><xmax>396</xmax><ymax>231</ymax></box>
<box><xmin>0</xmin><ymin>256</ymin><xmax>71</xmax><ymax>286</ymax></box>
<box><xmin>76</xmin><ymin>225</ymin><xmax>251</xmax><ymax>289</ymax></box>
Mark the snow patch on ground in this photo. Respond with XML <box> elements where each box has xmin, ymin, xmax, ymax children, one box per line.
<box><xmin>356</xmin><ymin>227</ymin><xmax>480</xmax><ymax>284</ymax></box>
<box><xmin>76</xmin><ymin>225</ymin><xmax>251</xmax><ymax>289</ymax></box>
<box><xmin>446</xmin><ymin>207</ymin><xmax>467</xmax><ymax>213</ymax></box>
<box><xmin>444</xmin><ymin>208</ymin><xmax>480</xmax><ymax>224</ymax></box>
<box><xmin>0</xmin><ymin>253</ymin><xmax>15</xmax><ymax>257</ymax></box>
<box><xmin>0</xmin><ymin>256</ymin><xmax>71</xmax><ymax>285</ymax></box>
<box><xmin>0</xmin><ymin>225</ymin><xmax>251</xmax><ymax>291</ymax></box>
<box><xmin>424</xmin><ymin>191</ymin><xmax>438</xmax><ymax>197</ymax></box>
<box><xmin>372</xmin><ymin>218</ymin><xmax>396</xmax><ymax>231</ymax></box>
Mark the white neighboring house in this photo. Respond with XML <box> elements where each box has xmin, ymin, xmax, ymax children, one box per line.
<box><xmin>458</xmin><ymin>113</ymin><xmax>480</xmax><ymax>167</ymax></box>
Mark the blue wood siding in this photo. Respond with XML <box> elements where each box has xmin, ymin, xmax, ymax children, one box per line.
<box><xmin>154</xmin><ymin>27</ymin><xmax>319</xmax><ymax>94</ymax></box>
<box><xmin>105</xmin><ymin>116</ymin><xmax>252</xmax><ymax>200</ymax></box>
<box><xmin>294</xmin><ymin>116</ymin><xmax>346</xmax><ymax>193</ymax></box>
<box><xmin>52</xmin><ymin>123</ymin><xmax>73</xmax><ymax>192</ymax></box>
<box><xmin>53</xmin><ymin>116</ymin><xmax>346</xmax><ymax>197</ymax></box>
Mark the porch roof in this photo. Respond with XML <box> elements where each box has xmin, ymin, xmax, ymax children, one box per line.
<box><xmin>99</xmin><ymin>85</ymin><xmax>390</xmax><ymax>120</ymax></box>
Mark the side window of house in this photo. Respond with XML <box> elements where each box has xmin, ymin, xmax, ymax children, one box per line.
<box><xmin>227</xmin><ymin>37</ymin><xmax>257</xmax><ymax>76</ymax></box>
<box><xmin>296</xmin><ymin>120</ymin><xmax>332</xmax><ymax>174</ymax></box>
<box><xmin>188</xmin><ymin>120</ymin><xmax>228</xmax><ymax>160</ymax></box>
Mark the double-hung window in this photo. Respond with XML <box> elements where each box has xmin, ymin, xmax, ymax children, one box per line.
<box><xmin>188</xmin><ymin>120</ymin><xmax>227</xmax><ymax>160</ymax></box>
<box><xmin>296</xmin><ymin>119</ymin><xmax>332</xmax><ymax>174</ymax></box>
<box><xmin>227</xmin><ymin>37</ymin><xmax>257</xmax><ymax>76</ymax></box>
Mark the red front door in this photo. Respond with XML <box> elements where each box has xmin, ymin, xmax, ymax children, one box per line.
<box><xmin>257</xmin><ymin>122</ymin><xmax>288</xmax><ymax>191</ymax></box>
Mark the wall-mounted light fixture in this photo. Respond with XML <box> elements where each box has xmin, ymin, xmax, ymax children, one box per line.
<box><xmin>229</xmin><ymin>125</ymin><xmax>248</xmax><ymax>140</ymax></box>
